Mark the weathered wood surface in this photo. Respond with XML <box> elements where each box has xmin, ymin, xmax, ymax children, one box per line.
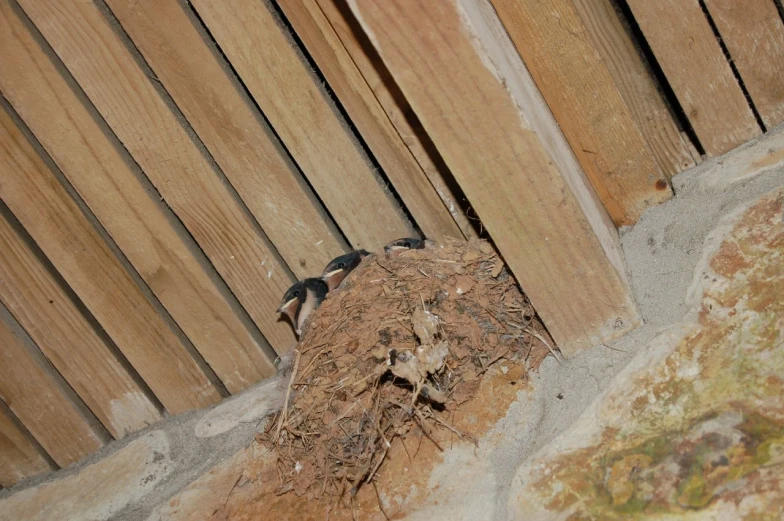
<box><xmin>0</xmin><ymin>0</ymin><xmax>277</xmax><ymax>392</ymax></box>
<box><xmin>626</xmin><ymin>0</ymin><xmax>761</xmax><ymax>155</ymax></box>
<box><xmin>0</xmin><ymin>99</ymin><xmax>222</xmax><ymax>414</ymax></box>
<box><xmin>570</xmin><ymin>0</ymin><xmax>697</xmax><ymax>177</ymax></box>
<box><xmin>189</xmin><ymin>0</ymin><xmax>414</xmax><ymax>250</ymax></box>
<box><xmin>704</xmin><ymin>0</ymin><xmax>784</xmax><ymax>129</ymax></box>
<box><xmin>491</xmin><ymin>0</ymin><xmax>671</xmax><ymax>226</ymax></box>
<box><xmin>0</xmin><ymin>406</ymin><xmax>53</xmax><ymax>486</ymax></box>
<box><xmin>16</xmin><ymin>0</ymin><xmax>297</xmax><ymax>352</ymax></box>
<box><xmin>0</xmin><ymin>211</ymin><xmax>162</xmax><ymax>438</ymax></box>
<box><xmin>347</xmin><ymin>0</ymin><xmax>639</xmax><ymax>354</ymax></box>
<box><xmin>106</xmin><ymin>0</ymin><xmax>349</xmax><ymax>276</ymax></box>
<box><xmin>317</xmin><ymin>0</ymin><xmax>477</xmax><ymax>238</ymax></box>
<box><xmin>0</xmin><ymin>313</ymin><xmax>104</xmax><ymax>467</ymax></box>
<box><xmin>278</xmin><ymin>0</ymin><xmax>464</xmax><ymax>240</ymax></box>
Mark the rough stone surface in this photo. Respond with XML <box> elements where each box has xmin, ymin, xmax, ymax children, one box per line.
<box><xmin>0</xmin><ymin>431</ymin><xmax>171</xmax><ymax>521</ymax></box>
<box><xmin>195</xmin><ymin>379</ymin><xmax>282</xmax><ymax>438</ymax></box>
<box><xmin>509</xmin><ymin>189</ymin><xmax>784</xmax><ymax>520</ymax></box>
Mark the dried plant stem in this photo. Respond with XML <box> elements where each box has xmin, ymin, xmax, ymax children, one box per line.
<box><xmin>275</xmin><ymin>349</ymin><xmax>301</xmax><ymax>442</ymax></box>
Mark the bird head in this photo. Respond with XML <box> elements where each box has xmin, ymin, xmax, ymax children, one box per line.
<box><xmin>321</xmin><ymin>250</ymin><xmax>370</xmax><ymax>291</ymax></box>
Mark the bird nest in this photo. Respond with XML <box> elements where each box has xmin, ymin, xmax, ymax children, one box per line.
<box><xmin>260</xmin><ymin>237</ymin><xmax>557</xmax><ymax>501</ymax></box>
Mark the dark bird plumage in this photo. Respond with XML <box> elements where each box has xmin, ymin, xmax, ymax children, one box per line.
<box><xmin>321</xmin><ymin>249</ymin><xmax>370</xmax><ymax>291</ymax></box>
<box><xmin>277</xmin><ymin>278</ymin><xmax>329</xmax><ymax>336</ymax></box>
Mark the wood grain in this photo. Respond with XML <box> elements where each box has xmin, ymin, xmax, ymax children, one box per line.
<box><xmin>0</xmin><ymin>405</ymin><xmax>53</xmax><ymax>486</ymax></box>
<box><xmin>0</xmin><ymin>212</ymin><xmax>162</xmax><ymax>438</ymax></box>
<box><xmin>491</xmin><ymin>0</ymin><xmax>671</xmax><ymax>226</ymax></box>
<box><xmin>0</xmin><ymin>0</ymin><xmax>276</xmax><ymax>393</ymax></box>
<box><xmin>106</xmin><ymin>0</ymin><xmax>348</xmax><ymax>276</ymax></box>
<box><xmin>16</xmin><ymin>0</ymin><xmax>296</xmax><ymax>351</ymax></box>
<box><xmin>0</xmin><ymin>313</ymin><xmax>104</xmax><ymax>467</ymax></box>
<box><xmin>317</xmin><ymin>0</ymin><xmax>477</xmax><ymax>239</ymax></box>
<box><xmin>570</xmin><ymin>0</ymin><xmax>698</xmax><ymax>177</ymax></box>
<box><xmin>348</xmin><ymin>0</ymin><xmax>639</xmax><ymax>354</ymax></box>
<box><xmin>189</xmin><ymin>0</ymin><xmax>414</xmax><ymax>250</ymax></box>
<box><xmin>277</xmin><ymin>0</ymin><xmax>464</xmax><ymax>240</ymax></box>
<box><xmin>626</xmin><ymin>0</ymin><xmax>761</xmax><ymax>155</ymax></box>
<box><xmin>704</xmin><ymin>0</ymin><xmax>784</xmax><ymax>129</ymax></box>
<box><xmin>0</xmin><ymin>101</ymin><xmax>222</xmax><ymax>414</ymax></box>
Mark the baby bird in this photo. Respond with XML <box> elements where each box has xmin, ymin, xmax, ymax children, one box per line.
<box><xmin>277</xmin><ymin>278</ymin><xmax>329</xmax><ymax>336</ymax></box>
<box><xmin>320</xmin><ymin>249</ymin><xmax>370</xmax><ymax>291</ymax></box>
<box><xmin>384</xmin><ymin>237</ymin><xmax>425</xmax><ymax>257</ymax></box>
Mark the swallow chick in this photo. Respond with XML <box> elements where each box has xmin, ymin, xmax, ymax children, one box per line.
<box><xmin>384</xmin><ymin>237</ymin><xmax>426</xmax><ymax>257</ymax></box>
<box><xmin>277</xmin><ymin>278</ymin><xmax>329</xmax><ymax>336</ymax></box>
<box><xmin>321</xmin><ymin>249</ymin><xmax>370</xmax><ymax>291</ymax></box>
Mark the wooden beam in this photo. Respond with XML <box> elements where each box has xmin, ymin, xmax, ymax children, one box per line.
<box><xmin>347</xmin><ymin>0</ymin><xmax>639</xmax><ymax>354</ymax></box>
<box><xmin>0</xmin><ymin>0</ymin><xmax>276</xmax><ymax>393</ymax></box>
<box><xmin>0</xmin><ymin>405</ymin><xmax>53</xmax><ymax>487</ymax></box>
<box><xmin>490</xmin><ymin>0</ymin><xmax>671</xmax><ymax>226</ymax></box>
<box><xmin>188</xmin><ymin>0</ymin><xmax>414</xmax><ymax>250</ymax></box>
<box><xmin>703</xmin><ymin>0</ymin><xmax>784</xmax><ymax>129</ymax></box>
<box><xmin>105</xmin><ymin>0</ymin><xmax>348</xmax><ymax>276</ymax></box>
<box><xmin>0</xmin><ymin>312</ymin><xmax>104</xmax><ymax>468</ymax></box>
<box><xmin>317</xmin><ymin>0</ymin><xmax>477</xmax><ymax>239</ymax></box>
<box><xmin>0</xmin><ymin>102</ymin><xmax>222</xmax><ymax>414</ymax></box>
<box><xmin>570</xmin><ymin>0</ymin><xmax>698</xmax><ymax>177</ymax></box>
<box><xmin>277</xmin><ymin>0</ymin><xmax>464</xmax><ymax>240</ymax></box>
<box><xmin>626</xmin><ymin>0</ymin><xmax>761</xmax><ymax>156</ymax></box>
<box><xmin>0</xmin><ymin>211</ymin><xmax>162</xmax><ymax>438</ymax></box>
<box><xmin>15</xmin><ymin>0</ymin><xmax>296</xmax><ymax>351</ymax></box>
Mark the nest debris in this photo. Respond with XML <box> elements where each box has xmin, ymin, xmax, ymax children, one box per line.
<box><xmin>260</xmin><ymin>237</ymin><xmax>557</xmax><ymax>502</ymax></box>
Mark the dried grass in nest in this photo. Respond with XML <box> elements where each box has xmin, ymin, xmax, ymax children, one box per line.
<box><xmin>260</xmin><ymin>237</ymin><xmax>557</xmax><ymax>502</ymax></box>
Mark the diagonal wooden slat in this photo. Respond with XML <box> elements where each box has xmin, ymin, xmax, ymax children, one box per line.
<box><xmin>703</xmin><ymin>0</ymin><xmax>784</xmax><ymax>129</ymax></box>
<box><xmin>0</xmin><ymin>405</ymin><xmax>54</xmax><ymax>487</ymax></box>
<box><xmin>0</xmin><ymin>312</ymin><xmax>104</xmax><ymax>468</ymax></box>
<box><xmin>490</xmin><ymin>0</ymin><xmax>672</xmax><ymax>226</ymax></box>
<box><xmin>316</xmin><ymin>0</ymin><xmax>477</xmax><ymax>239</ymax></box>
<box><xmin>0</xmin><ymin>100</ymin><xmax>222</xmax><ymax>414</ymax></box>
<box><xmin>105</xmin><ymin>0</ymin><xmax>349</xmax><ymax>277</ymax></box>
<box><xmin>277</xmin><ymin>0</ymin><xmax>464</xmax><ymax>240</ymax></box>
<box><xmin>0</xmin><ymin>1</ymin><xmax>276</xmax><ymax>393</ymax></box>
<box><xmin>570</xmin><ymin>0</ymin><xmax>698</xmax><ymax>178</ymax></box>
<box><xmin>15</xmin><ymin>0</ymin><xmax>296</xmax><ymax>351</ymax></box>
<box><xmin>346</xmin><ymin>0</ymin><xmax>639</xmax><ymax>354</ymax></box>
<box><xmin>626</xmin><ymin>0</ymin><xmax>761</xmax><ymax>155</ymax></box>
<box><xmin>189</xmin><ymin>0</ymin><xmax>414</xmax><ymax>250</ymax></box>
<box><xmin>0</xmin><ymin>211</ymin><xmax>162</xmax><ymax>438</ymax></box>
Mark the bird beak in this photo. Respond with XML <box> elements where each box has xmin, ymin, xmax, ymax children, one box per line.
<box><xmin>322</xmin><ymin>268</ymin><xmax>343</xmax><ymax>279</ymax></box>
<box><xmin>277</xmin><ymin>297</ymin><xmax>298</xmax><ymax>315</ymax></box>
<box><xmin>322</xmin><ymin>269</ymin><xmax>344</xmax><ymax>292</ymax></box>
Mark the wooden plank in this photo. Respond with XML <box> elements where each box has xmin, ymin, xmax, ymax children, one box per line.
<box><xmin>15</xmin><ymin>0</ymin><xmax>296</xmax><ymax>352</ymax></box>
<box><xmin>105</xmin><ymin>0</ymin><xmax>348</xmax><ymax>277</ymax></box>
<box><xmin>570</xmin><ymin>0</ymin><xmax>698</xmax><ymax>177</ymax></box>
<box><xmin>188</xmin><ymin>0</ymin><xmax>414</xmax><ymax>250</ymax></box>
<box><xmin>626</xmin><ymin>0</ymin><xmax>761</xmax><ymax>156</ymax></box>
<box><xmin>277</xmin><ymin>0</ymin><xmax>464</xmax><ymax>240</ymax></box>
<box><xmin>0</xmin><ymin>102</ymin><xmax>222</xmax><ymax>414</ymax></box>
<box><xmin>347</xmin><ymin>0</ymin><xmax>639</xmax><ymax>354</ymax></box>
<box><xmin>317</xmin><ymin>0</ymin><xmax>477</xmax><ymax>239</ymax></box>
<box><xmin>0</xmin><ymin>2</ymin><xmax>276</xmax><ymax>394</ymax></box>
<box><xmin>0</xmin><ymin>212</ymin><xmax>162</xmax><ymax>438</ymax></box>
<box><xmin>704</xmin><ymin>0</ymin><xmax>784</xmax><ymax>129</ymax></box>
<box><xmin>0</xmin><ymin>312</ymin><xmax>104</xmax><ymax>467</ymax></box>
<box><xmin>490</xmin><ymin>0</ymin><xmax>671</xmax><ymax>226</ymax></box>
<box><xmin>0</xmin><ymin>405</ymin><xmax>53</xmax><ymax>487</ymax></box>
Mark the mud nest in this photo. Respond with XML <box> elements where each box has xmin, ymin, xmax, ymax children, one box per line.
<box><xmin>261</xmin><ymin>237</ymin><xmax>558</xmax><ymax>501</ymax></box>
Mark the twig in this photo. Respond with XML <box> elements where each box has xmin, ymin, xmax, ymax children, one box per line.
<box><xmin>372</xmin><ymin>480</ymin><xmax>391</xmax><ymax>521</ymax></box>
<box><xmin>275</xmin><ymin>349</ymin><xmax>301</xmax><ymax>443</ymax></box>
<box><xmin>531</xmin><ymin>332</ymin><xmax>563</xmax><ymax>363</ymax></box>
